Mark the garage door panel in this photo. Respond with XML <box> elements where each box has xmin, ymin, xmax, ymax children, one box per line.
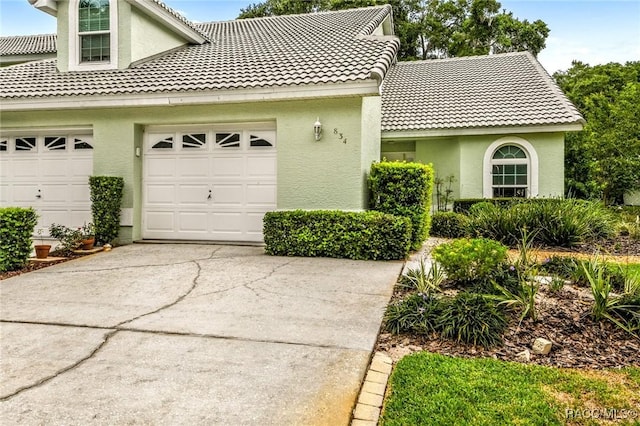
<box><xmin>145</xmin><ymin>211</ymin><xmax>175</xmax><ymax>232</ymax></box>
<box><xmin>246</xmin><ymin>184</ymin><xmax>276</xmax><ymax>206</ymax></box>
<box><xmin>71</xmin><ymin>184</ymin><xmax>91</xmax><ymax>203</ymax></box>
<box><xmin>146</xmin><ymin>158</ymin><xmax>176</xmax><ymax>177</ymax></box>
<box><xmin>246</xmin><ymin>213</ymin><xmax>266</xmax><ymax>233</ymax></box>
<box><xmin>210</xmin><ymin>212</ymin><xmax>244</xmax><ymax>233</ymax></box>
<box><xmin>178</xmin><ymin>185</ymin><xmax>209</xmax><ymax>205</ymax></box>
<box><xmin>246</xmin><ymin>156</ymin><xmax>276</xmax><ymax>177</ymax></box>
<box><xmin>0</xmin><ymin>184</ymin><xmax>8</xmax><ymax>203</ymax></box>
<box><xmin>40</xmin><ymin>184</ymin><xmax>72</xmax><ymax>202</ymax></box>
<box><xmin>0</xmin><ymin>159</ymin><xmax>10</xmax><ymax>178</ymax></box>
<box><xmin>11</xmin><ymin>184</ymin><xmax>39</xmax><ymax>203</ymax></box>
<box><xmin>147</xmin><ymin>184</ymin><xmax>176</xmax><ymax>204</ymax></box>
<box><xmin>71</xmin><ymin>210</ymin><xmax>93</xmax><ymax>227</ymax></box>
<box><xmin>178</xmin><ymin>212</ymin><xmax>208</xmax><ymax>232</ymax></box>
<box><xmin>177</xmin><ymin>157</ymin><xmax>209</xmax><ymax>178</ymax></box>
<box><xmin>40</xmin><ymin>210</ymin><xmax>73</xmax><ymax>228</ymax></box>
<box><xmin>69</xmin><ymin>157</ymin><xmax>93</xmax><ymax>177</ymax></box>
<box><xmin>212</xmin><ymin>157</ymin><xmax>243</xmax><ymax>177</ymax></box>
<box><xmin>41</xmin><ymin>158</ymin><xmax>70</xmax><ymax>177</ymax></box>
<box><xmin>211</xmin><ymin>184</ymin><xmax>243</xmax><ymax>206</ymax></box>
<box><xmin>11</xmin><ymin>159</ymin><xmax>39</xmax><ymax>177</ymax></box>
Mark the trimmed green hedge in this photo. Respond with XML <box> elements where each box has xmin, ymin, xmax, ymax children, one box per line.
<box><xmin>89</xmin><ymin>176</ymin><xmax>124</xmax><ymax>245</ymax></box>
<box><xmin>0</xmin><ymin>207</ymin><xmax>38</xmax><ymax>272</ymax></box>
<box><xmin>369</xmin><ymin>161</ymin><xmax>434</xmax><ymax>250</ymax></box>
<box><xmin>263</xmin><ymin>210</ymin><xmax>412</xmax><ymax>260</ymax></box>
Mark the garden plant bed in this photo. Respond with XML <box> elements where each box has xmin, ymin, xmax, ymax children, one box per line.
<box><xmin>0</xmin><ymin>250</ymin><xmax>89</xmax><ymax>281</ymax></box>
<box><xmin>377</xmin><ymin>238</ymin><xmax>640</xmax><ymax>370</ymax></box>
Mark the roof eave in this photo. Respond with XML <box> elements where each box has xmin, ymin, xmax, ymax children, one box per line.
<box><xmin>124</xmin><ymin>0</ymin><xmax>207</xmax><ymax>44</ymax></box>
<box><xmin>28</xmin><ymin>0</ymin><xmax>58</xmax><ymax>17</ymax></box>
<box><xmin>0</xmin><ymin>79</ymin><xmax>381</xmax><ymax>112</ymax></box>
<box><xmin>381</xmin><ymin>122</ymin><xmax>584</xmax><ymax>139</ymax></box>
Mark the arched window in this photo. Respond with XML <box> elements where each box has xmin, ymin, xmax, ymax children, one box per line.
<box><xmin>491</xmin><ymin>145</ymin><xmax>528</xmax><ymax>197</ymax></box>
<box><xmin>79</xmin><ymin>0</ymin><xmax>111</xmax><ymax>62</ymax></box>
<box><xmin>483</xmin><ymin>137</ymin><xmax>539</xmax><ymax>198</ymax></box>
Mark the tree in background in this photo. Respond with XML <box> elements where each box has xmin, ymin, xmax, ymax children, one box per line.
<box><xmin>238</xmin><ymin>0</ymin><xmax>549</xmax><ymax>60</ymax></box>
<box><xmin>555</xmin><ymin>61</ymin><xmax>640</xmax><ymax>205</ymax></box>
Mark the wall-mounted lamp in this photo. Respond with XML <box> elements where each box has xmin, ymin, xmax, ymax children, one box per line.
<box><xmin>313</xmin><ymin>117</ymin><xmax>323</xmax><ymax>141</ymax></box>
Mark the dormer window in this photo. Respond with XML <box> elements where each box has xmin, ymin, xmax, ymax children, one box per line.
<box><xmin>79</xmin><ymin>0</ymin><xmax>110</xmax><ymax>62</ymax></box>
<box><xmin>69</xmin><ymin>0</ymin><xmax>118</xmax><ymax>71</ymax></box>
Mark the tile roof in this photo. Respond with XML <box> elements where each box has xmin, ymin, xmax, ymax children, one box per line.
<box><xmin>0</xmin><ymin>6</ymin><xmax>398</xmax><ymax>101</ymax></box>
<box><xmin>0</xmin><ymin>34</ymin><xmax>56</xmax><ymax>56</ymax></box>
<box><xmin>381</xmin><ymin>52</ymin><xmax>584</xmax><ymax>132</ymax></box>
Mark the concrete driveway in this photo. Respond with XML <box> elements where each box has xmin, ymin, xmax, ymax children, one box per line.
<box><xmin>0</xmin><ymin>244</ymin><xmax>402</xmax><ymax>425</ymax></box>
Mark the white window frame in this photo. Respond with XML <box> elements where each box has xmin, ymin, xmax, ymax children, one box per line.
<box><xmin>69</xmin><ymin>0</ymin><xmax>118</xmax><ymax>71</ymax></box>
<box><xmin>483</xmin><ymin>137</ymin><xmax>539</xmax><ymax>198</ymax></box>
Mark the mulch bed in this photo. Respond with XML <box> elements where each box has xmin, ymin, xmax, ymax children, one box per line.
<box><xmin>377</xmin><ymin>237</ymin><xmax>640</xmax><ymax>370</ymax></box>
<box><xmin>0</xmin><ymin>251</ymin><xmax>86</xmax><ymax>281</ymax></box>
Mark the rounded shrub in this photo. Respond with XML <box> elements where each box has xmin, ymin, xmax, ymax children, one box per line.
<box><xmin>437</xmin><ymin>292</ymin><xmax>507</xmax><ymax>348</ymax></box>
<box><xmin>430</xmin><ymin>212</ymin><xmax>469</xmax><ymax>238</ymax></box>
<box><xmin>432</xmin><ymin>238</ymin><xmax>509</xmax><ymax>282</ymax></box>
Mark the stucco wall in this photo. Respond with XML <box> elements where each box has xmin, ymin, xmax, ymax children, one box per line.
<box><xmin>360</xmin><ymin>96</ymin><xmax>382</xmax><ymax>207</ymax></box>
<box><xmin>1</xmin><ymin>96</ymin><xmax>373</xmax><ymax>242</ymax></box>
<box><xmin>382</xmin><ymin>132</ymin><xmax>565</xmax><ymax>200</ymax></box>
<box><xmin>129</xmin><ymin>7</ymin><xmax>188</xmax><ymax>65</ymax></box>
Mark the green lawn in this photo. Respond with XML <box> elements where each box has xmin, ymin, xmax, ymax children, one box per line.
<box><xmin>381</xmin><ymin>352</ymin><xmax>640</xmax><ymax>426</ymax></box>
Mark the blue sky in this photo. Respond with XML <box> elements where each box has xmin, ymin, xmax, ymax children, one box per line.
<box><xmin>1</xmin><ymin>0</ymin><xmax>638</xmax><ymax>73</ymax></box>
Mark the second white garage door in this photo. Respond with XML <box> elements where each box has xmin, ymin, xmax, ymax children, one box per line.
<box><xmin>143</xmin><ymin>124</ymin><xmax>277</xmax><ymax>242</ymax></box>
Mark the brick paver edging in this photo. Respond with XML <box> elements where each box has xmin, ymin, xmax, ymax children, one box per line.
<box><xmin>350</xmin><ymin>352</ymin><xmax>393</xmax><ymax>425</ymax></box>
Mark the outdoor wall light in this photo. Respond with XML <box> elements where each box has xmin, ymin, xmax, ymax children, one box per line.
<box><xmin>314</xmin><ymin>117</ymin><xmax>323</xmax><ymax>141</ymax></box>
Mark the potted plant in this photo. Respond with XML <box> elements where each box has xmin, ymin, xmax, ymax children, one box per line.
<box><xmin>49</xmin><ymin>223</ymin><xmax>86</xmax><ymax>253</ymax></box>
<box><xmin>34</xmin><ymin>228</ymin><xmax>51</xmax><ymax>259</ymax></box>
<box><xmin>80</xmin><ymin>222</ymin><xmax>96</xmax><ymax>250</ymax></box>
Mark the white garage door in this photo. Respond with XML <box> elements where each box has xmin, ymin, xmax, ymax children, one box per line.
<box><xmin>0</xmin><ymin>134</ymin><xmax>94</xmax><ymax>235</ymax></box>
<box><xmin>143</xmin><ymin>124</ymin><xmax>277</xmax><ymax>242</ymax></box>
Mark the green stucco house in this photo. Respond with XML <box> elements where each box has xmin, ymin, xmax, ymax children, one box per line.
<box><xmin>0</xmin><ymin>0</ymin><xmax>583</xmax><ymax>244</ymax></box>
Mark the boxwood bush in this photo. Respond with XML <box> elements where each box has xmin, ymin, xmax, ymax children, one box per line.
<box><xmin>89</xmin><ymin>176</ymin><xmax>124</xmax><ymax>245</ymax></box>
<box><xmin>430</xmin><ymin>211</ymin><xmax>469</xmax><ymax>238</ymax></box>
<box><xmin>369</xmin><ymin>161</ymin><xmax>434</xmax><ymax>250</ymax></box>
<box><xmin>0</xmin><ymin>207</ymin><xmax>38</xmax><ymax>272</ymax></box>
<box><xmin>263</xmin><ymin>210</ymin><xmax>411</xmax><ymax>260</ymax></box>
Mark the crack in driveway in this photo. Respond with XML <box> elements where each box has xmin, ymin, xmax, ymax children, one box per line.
<box><xmin>0</xmin><ymin>249</ymin><xmax>221</xmax><ymax>401</ymax></box>
<box><xmin>0</xmin><ymin>329</ymin><xmax>117</xmax><ymax>401</ymax></box>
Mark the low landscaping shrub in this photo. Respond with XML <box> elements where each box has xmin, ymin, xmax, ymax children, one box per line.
<box><xmin>453</xmin><ymin>198</ymin><xmax>517</xmax><ymax>214</ymax></box>
<box><xmin>467</xmin><ymin>198</ymin><xmax>617</xmax><ymax>247</ymax></box>
<box><xmin>432</xmin><ymin>238</ymin><xmax>508</xmax><ymax>282</ymax></box>
<box><xmin>0</xmin><ymin>207</ymin><xmax>38</xmax><ymax>272</ymax></box>
<box><xmin>437</xmin><ymin>292</ymin><xmax>507</xmax><ymax>348</ymax></box>
<box><xmin>263</xmin><ymin>210</ymin><xmax>411</xmax><ymax>260</ymax></box>
<box><xmin>89</xmin><ymin>176</ymin><xmax>124</xmax><ymax>245</ymax></box>
<box><xmin>384</xmin><ymin>293</ymin><xmax>442</xmax><ymax>335</ymax></box>
<box><xmin>398</xmin><ymin>258</ymin><xmax>445</xmax><ymax>294</ymax></box>
<box><xmin>429</xmin><ymin>211</ymin><xmax>469</xmax><ymax>238</ymax></box>
<box><xmin>369</xmin><ymin>161</ymin><xmax>434</xmax><ymax>250</ymax></box>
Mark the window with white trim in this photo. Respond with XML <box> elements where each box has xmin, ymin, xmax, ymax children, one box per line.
<box><xmin>79</xmin><ymin>0</ymin><xmax>111</xmax><ymax>63</ymax></box>
<box><xmin>491</xmin><ymin>145</ymin><xmax>529</xmax><ymax>198</ymax></box>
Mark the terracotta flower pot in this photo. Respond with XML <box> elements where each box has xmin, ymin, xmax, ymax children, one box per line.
<box><xmin>81</xmin><ymin>237</ymin><xmax>95</xmax><ymax>250</ymax></box>
<box><xmin>34</xmin><ymin>244</ymin><xmax>51</xmax><ymax>259</ymax></box>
